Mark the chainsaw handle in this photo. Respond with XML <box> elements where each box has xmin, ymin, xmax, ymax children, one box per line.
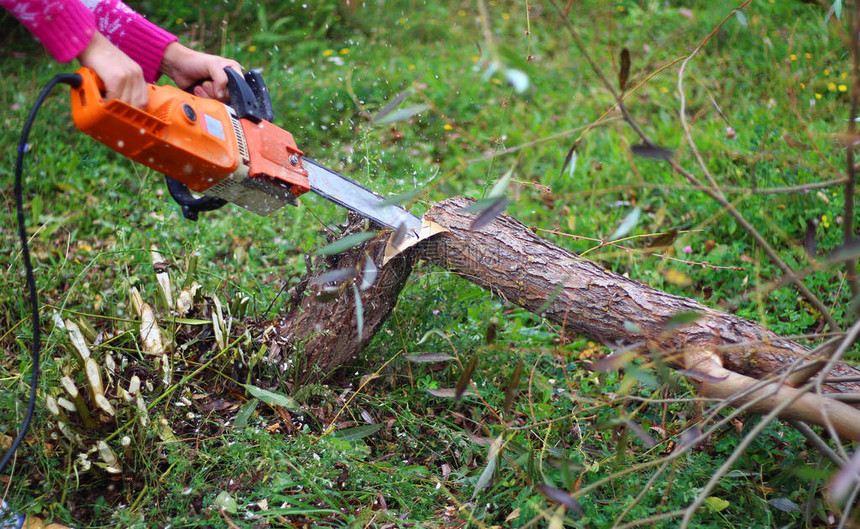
<box><xmin>228</xmin><ymin>68</ymin><xmax>273</xmax><ymax>122</ymax></box>
<box><xmin>185</xmin><ymin>68</ymin><xmax>273</xmax><ymax>123</ymax></box>
<box><xmin>164</xmin><ymin>177</ymin><xmax>227</xmax><ymax>221</ymax></box>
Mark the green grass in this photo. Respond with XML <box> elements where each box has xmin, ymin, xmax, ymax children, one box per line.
<box><xmin>1</xmin><ymin>1</ymin><xmax>858</xmax><ymax>527</ymax></box>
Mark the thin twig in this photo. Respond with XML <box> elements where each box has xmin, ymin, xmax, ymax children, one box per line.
<box><xmin>812</xmin><ymin>317</ymin><xmax>860</xmax><ymax>461</ymax></box>
<box><xmin>845</xmin><ymin>4</ymin><xmax>860</xmax><ymax>297</ymax></box>
<box><xmin>837</xmin><ymin>480</ymin><xmax>860</xmax><ymax>529</ymax></box>
<box><xmin>790</xmin><ymin>420</ymin><xmax>846</xmax><ymax>469</ymax></box>
<box><xmin>673</xmin><ymin>3</ymin><xmax>837</xmax><ymax>331</ymax></box>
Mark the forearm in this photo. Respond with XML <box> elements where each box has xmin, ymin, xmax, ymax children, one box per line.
<box><xmin>89</xmin><ymin>0</ymin><xmax>177</xmax><ymax>82</ymax></box>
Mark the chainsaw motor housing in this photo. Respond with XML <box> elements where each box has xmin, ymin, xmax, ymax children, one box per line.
<box><xmin>70</xmin><ymin>67</ymin><xmax>309</xmax><ymax>217</ymax></box>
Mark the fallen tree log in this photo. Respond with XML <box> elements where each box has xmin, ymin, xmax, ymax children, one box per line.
<box><xmin>265</xmin><ymin>197</ymin><xmax>860</xmax><ymax>438</ymax></box>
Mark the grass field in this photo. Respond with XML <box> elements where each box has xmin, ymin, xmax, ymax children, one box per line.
<box><xmin>1</xmin><ymin>1</ymin><xmax>859</xmax><ymax>527</ymax></box>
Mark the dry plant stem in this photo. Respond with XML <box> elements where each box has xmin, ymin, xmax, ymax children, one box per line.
<box><xmin>838</xmin><ymin>483</ymin><xmax>860</xmax><ymax>528</ymax></box>
<box><xmin>697</xmin><ymin>346</ymin><xmax>825</xmax><ymax>431</ymax></box>
<box><xmin>584</xmin><ymin>356</ymin><xmax>857</xmax><ymax>504</ymax></box>
<box><xmin>548</xmin><ymin>0</ymin><xmax>838</xmax><ymax>331</ymax></box>
<box><xmin>686</xmin><ymin>350</ymin><xmax>860</xmax><ymax>441</ymax></box>
<box><xmin>615</xmin><ymin>510</ymin><xmax>687</xmax><ymax>529</ymax></box>
<box><xmin>673</xmin><ymin>5</ymin><xmax>837</xmax><ymax>331</ymax></box>
<box><xmin>813</xmin><ymin>318</ymin><xmax>860</xmax><ymax>460</ymax></box>
<box><xmin>845</xmin><ymin>4</ymin><xmax>860</xmax><ymax>298</ymax></box>
<box><xmin>552</xmin><ymin>178</ymin><xmax>848</xmax><ymax>200</ymax></box>
<box><xmin>790</xmin><ymin>420</ymin><xmax>846</xmax><ymax>469</ymax></box>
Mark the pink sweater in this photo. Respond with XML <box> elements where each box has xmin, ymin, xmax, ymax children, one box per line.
<box><xmin>1</xmin><ymin>0</ymin><xmax>177</xmax><ymax>82</ymax></box>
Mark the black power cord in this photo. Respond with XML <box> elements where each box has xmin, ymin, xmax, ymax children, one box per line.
<box><xmin>0</xmin><ymin>73</ymin><xmax>82</xmax><ymax>476</ymax></box>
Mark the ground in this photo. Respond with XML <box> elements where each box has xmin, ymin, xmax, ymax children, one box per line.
<box><xmin>0</xmin><ymin>1</ymin><xmax>858</xmax><ymax>527</ymax></box>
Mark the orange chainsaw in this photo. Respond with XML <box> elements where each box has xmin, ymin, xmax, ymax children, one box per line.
<box><xmin>69</xmin><ymin>66</ymin><xmax>420</xmax><ymax>231</ymax></box>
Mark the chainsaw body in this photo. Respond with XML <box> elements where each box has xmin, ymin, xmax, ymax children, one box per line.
<box><xmin>70</xmin><ymin>67</ymin><xmax>309</xmax><ymax>217</ymax></box>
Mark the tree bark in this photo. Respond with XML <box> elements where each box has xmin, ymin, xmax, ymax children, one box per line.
<box><xmin>420</xmin><ymin>197</ymin><xmax>860</xmax><ymax>394</ymax></box>
<box><xmin>263</xmin><ymin>197</ymin><xmax>860</xmax><ymax>438</ymax></box>
<box><xmin>264</xmin><ymin>216</ymin><xmax>414</xmax><ymax>386</ymax></box>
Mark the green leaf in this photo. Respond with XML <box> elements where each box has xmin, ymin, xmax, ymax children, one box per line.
<box><xmin>359</xmin><ymin>256</ymin><xmax>378</xmax><ymax>291</ymax></box>
<box><xmin>630</xmin><ymin>144</ymin><xmax>673</xmax><ymax>160</ymax></box>
<box><xmin>213</xmin><ymin>491</ymin><xmax>238</xmax><ymax>514</ymax></box>
<box><xmin>315</xmin><ymin>232</ymin><xmax>376</xmax><ymax>256</ymax></box>
<box><xmin>825</xmin><ymin>0</ymin><xmax>843</xmax><ymax>23</ymax></box>
<box><xmin>245</xmin><ymin>384</ymin><xmax>301</xmax><ymax>410</ymax></box>
<box><xmin>416</xmin><ymin>329</ymin><xmax>447</xmax><ymax>345</ymax></box>
<box><xmin>388</xmin><ymin>222</ymin><xmax>407</xmax><ymax>248</ymax></box>
<box><xmin>767</xmin><ymin>497</ymin><xmax>800</xmax><ymax>513</ymax></box>
<box><xmin>31</xmin><ymin>194</ymin><xmax>43</xmax><ymax>224</ymax></box>
<box><xmin>538</xmin><ymin>484</ymin><xmax>584</xmax><ymax>517</ymax></box>
<box><xmin>353</xmin><ymin>283</ymin><xmax>364</xmax><ymax>339</ymax></box>
<box><xmin>473</xmin><ymin>435</ymin><xmax>503</xmax><ymax>498</ymax></box>
<box><xmin>379</xmin><ymin>187</ymin><xmax>424</xmax><ymax>206</ymax></box>
<box><xmin>503</xmin><ymin>359</ymin><xmax>523</xmax><ymax>415</ymax></box>
<box><xmin>662</xmin><ymin>311</ymin><xmax>702</xmax><ymax>333</ymax></box>
<box><xmin>311</xmin><ymin>267</ymin><xmax>358</xmax><ymax>286</ymax></box>
<box><xmin>169</xmin><ymin>318</ymin><xmax>212</xmax><ymax>325</ymax></box>
<box><xmin>469</xmin><ymin>195</ymin><xmax>511</xmax><ymax>230</ymax></box>
<box><xmin>609</xmin><ymin>207</ymin><xmax>641</xmax><ymax>240</ymax></box>
<box><xmin>371</xmin><ymin>104</ymin><xmax>430</xmax><ymax>126</ymax></box>
<box><xmin>333</xmin><ymin>423</ymin><xmax>383</xmax><ymax>442</ymax></box>
<box><xmin>488</xmin><ymin>166</ymin><xmax>515</xmax><ymax>199</ymax></box>
<box><xmin>233</xmin><ymin>398</ymin><xmax>258</xmax><ymax>430</ymax></box>
<box><xmin>704</xmin><ymin>496</ymin><xmax>730</xmax><ymax>512</ymax></box>
<box><xmin>455</xmin><ymin>355</ymin><xmax>479</xmax><ymax>400</ymax></box>
<box><xmin>560</xmin><ymin>139</ymin><xmax>581</xmax><ymax>178</ymax></box>
<box><xmin>371</xmin><ymin>90</ymin><xmax>413</xmax><ymax>124</ymax></box>
<box><xmin>404</xmin><ymin>352</ymin><xmax>455</xmax><ymax>363</ymax></box>
<box><xmin>618</xmin><ymin>47</ymin><xmax>631</xmax><ymax>92</ymax></box>
<box><xmin>647</xmin><ymin>229</ymin><xmax>679</xmax><ymax>249</ymax></box>
<box><xmin>426</xmin><ymin>387</ymin><xmax>476</xmax><ymax>398</ymax></box>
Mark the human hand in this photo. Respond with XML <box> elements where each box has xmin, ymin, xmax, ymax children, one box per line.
<box><xmin>76</xmin><ymin>32</ymin><xmax>149</xmax><ymax>108</ymax></box>
<box><xmin>159</xmin><ymin>43</ymin><xmax>242</xmax><ymax>102</ymax></box>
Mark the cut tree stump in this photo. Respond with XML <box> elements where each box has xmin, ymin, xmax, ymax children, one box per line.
<box><xmin>265</xmin><ymin>216</ymin><xmax>415</xmax><ymax>386</ymax></box>
<box><xmin>262</xmin><ymin>197</ymin><xmax>860</xmax><ymax>439</ymax></box>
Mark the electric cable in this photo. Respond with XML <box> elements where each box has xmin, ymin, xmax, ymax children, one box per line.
<box><xmin>0</xmin><ymin>73</ymin><xmax>82</xmax><ymax>476</ymax></box>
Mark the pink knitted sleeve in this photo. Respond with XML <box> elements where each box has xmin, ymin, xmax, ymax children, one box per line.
<box><xmin>88</xmin><ymin>0</ymin><xmax>177</xmax><ymax>82</ymax></box>
<box><xmin>0</xmin><ymin>0</ymin><xmax>96</xmax><ymax>63</ymax></box>
<box><xmin>1</xmin><ymin>0</ymin><xmax>177</xmax><ymax>82</ymax></box>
